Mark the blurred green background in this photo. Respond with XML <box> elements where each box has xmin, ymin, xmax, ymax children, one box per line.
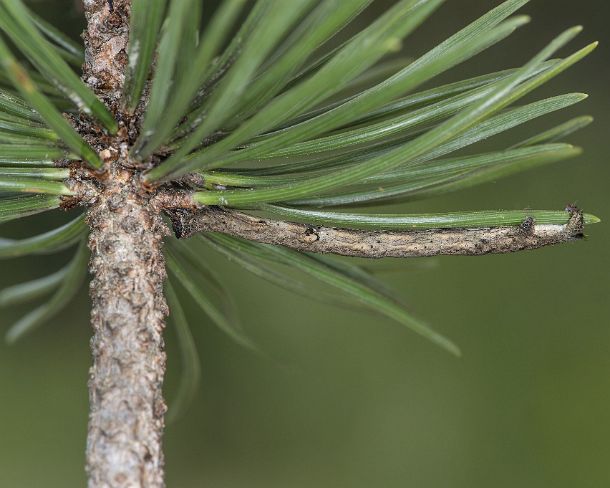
<box><xmin>1</xmin><ymin>1</ymin><xmax>609</xmax><ymax>486</ymax></box>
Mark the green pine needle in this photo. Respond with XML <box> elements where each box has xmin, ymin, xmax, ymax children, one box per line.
<box><xmin>205</xmin><ymin>233</ymin><xmax>461</xmax><ymax>356</ymax></box>
<box><xmin>0</xmin><ymin>194</ymin><xmax>60</xmax><ymax>224</ymax></box>
<box><xmin>0</xmin><ymin>213</ymin><xmax>86</xmax><ymax>259</ymax></box>
<box><xmin>122</xmin><ymin>0</ymin><xmax>167</xmax><ymax>113</ymax></box>
<box><xmin>0</xmin><ymin>0</ymin><xmax>600</xmax><ymax>355</ymax></box>
<box><xmin>165</xmin><ymin>280</ymin><xmax>201</xmax><ymax>423</ymax></box>
<box><xmin>260</xmin><ymin>206</ymin><xmax>600</xmax><ymax>230</ymax></box>
<box><xmin>165</xmin><ymin>246</ymin><xmax>257</xmax><ymax>351</ymax></box>
<box><xmin>0</xmin><ymin>0</ymin><xmax>117</xmax><ymax>133</ymax></box>
<box><xmin>4</xmin><ymin>240</ymin><xmax>89</xmax><ymax>344</ymax></box>
<box><xmin>0</xmin><ymin>36</ymin><xmax>102</xmax><ymax>168</ymax></box>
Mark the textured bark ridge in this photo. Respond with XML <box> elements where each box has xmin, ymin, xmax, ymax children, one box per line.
<box><xmin>169</xmin><ymin>206</ymin><xmax>585</xmax><ymax>258</ymax></box>
<box><xmin>86</xmin><ymin>167</ymin><xmax>169</xmax><ymax>488</ymax></box>
<box><xmin>82</xmin><ymin>0</ymin><xmax>130</xmax><ymax>112</ymax></box>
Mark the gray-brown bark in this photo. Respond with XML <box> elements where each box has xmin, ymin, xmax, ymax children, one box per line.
<box><xmin>81</xmin><ymin>2</ymin><xmax>169</xmax><ymax>487</ymax></box>
<box><xmin>168</xmin><ymin>206</ymin><xmax>585</xmax><ymax>258</ymax></box>
<box><xmin>86</xmin><ymin>167</ymin><xmax>168</xmax><ymax>488</ymax></box>
<box><xmin>82</xmin><ymin>0</ymin><xmax>129</xmax><ymax>113</ymax></box>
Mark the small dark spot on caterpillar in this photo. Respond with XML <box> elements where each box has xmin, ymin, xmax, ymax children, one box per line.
<box><xmin>107</xmin><ymin>0</ymin><xmax>114</xmax><ymax>11</ymax></box>
<box><xmin>303</xmin><ymin>225</ymin><xmax>319</xmax><ymax>242</ymax></box>
<box><xmin>520</xmin><ymin>216</ymin><xmax>535</xmax><ymax>234</ymax></box>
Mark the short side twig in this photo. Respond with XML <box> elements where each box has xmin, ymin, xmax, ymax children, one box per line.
<box><xmin>166</xmin><ymin>206</ymin><xmax>585</xmax><ymax>258</ymax></box>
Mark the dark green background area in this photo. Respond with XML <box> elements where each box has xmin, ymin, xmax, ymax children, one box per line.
<box><xmin>1</xmin><ymin>1</ymin><xmax>608</xmax><ymax>486</ymax></box>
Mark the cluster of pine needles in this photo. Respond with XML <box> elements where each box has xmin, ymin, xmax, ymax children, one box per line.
<box><xmin>0</xmin><ymin>0</ymin><xmax>600</xmax><ymax>415</ymax></box>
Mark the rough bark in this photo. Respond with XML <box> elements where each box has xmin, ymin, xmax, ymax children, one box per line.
<box><xmin>168</xmin><ymin>206</ymin><xmax>585</xmax><ymax>258</ymax></box>
<box><xmin>82</xmin><ymin>0</ymin><xmax>130</xmax><ymax>113</ymax></box>
<box><xmin>81</xmin><ymin>2</ymin><xmax>168</xmax><ymax>487</ymax></box>
<box><xmin>86</xmin><ymin>168</ymin><xmax>168</xmax><ymax>488</ymax></box>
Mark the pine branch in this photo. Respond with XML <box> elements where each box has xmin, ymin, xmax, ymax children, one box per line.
<box><xmin>0</xmin><ymin>0</ymin><xmax>600</xmax><ymax>484</ymax></box>
<box><xmin>80</xmin><ymin>2</ymin><xmax>169</xmax><ymax>487</ymax></box>
<box><xmin>86</xmin><ymin>166</ymin><xmax>168</xmax><ymax>488</ymax></box>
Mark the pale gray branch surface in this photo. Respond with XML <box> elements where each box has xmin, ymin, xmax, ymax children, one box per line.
<box><xmin>168</xmin><ymin>206</ymin><xmax>585</xmax><ymax>258</ymax></box>
<box><xmin>87</xmin><ymin>167</ymin><xmax>168</xmax><ymax>488</ymax></box>
<box><xmin>82</xmin><ymin>2</ymin><xmax>169</xmax><ymax>487</ymax></box>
